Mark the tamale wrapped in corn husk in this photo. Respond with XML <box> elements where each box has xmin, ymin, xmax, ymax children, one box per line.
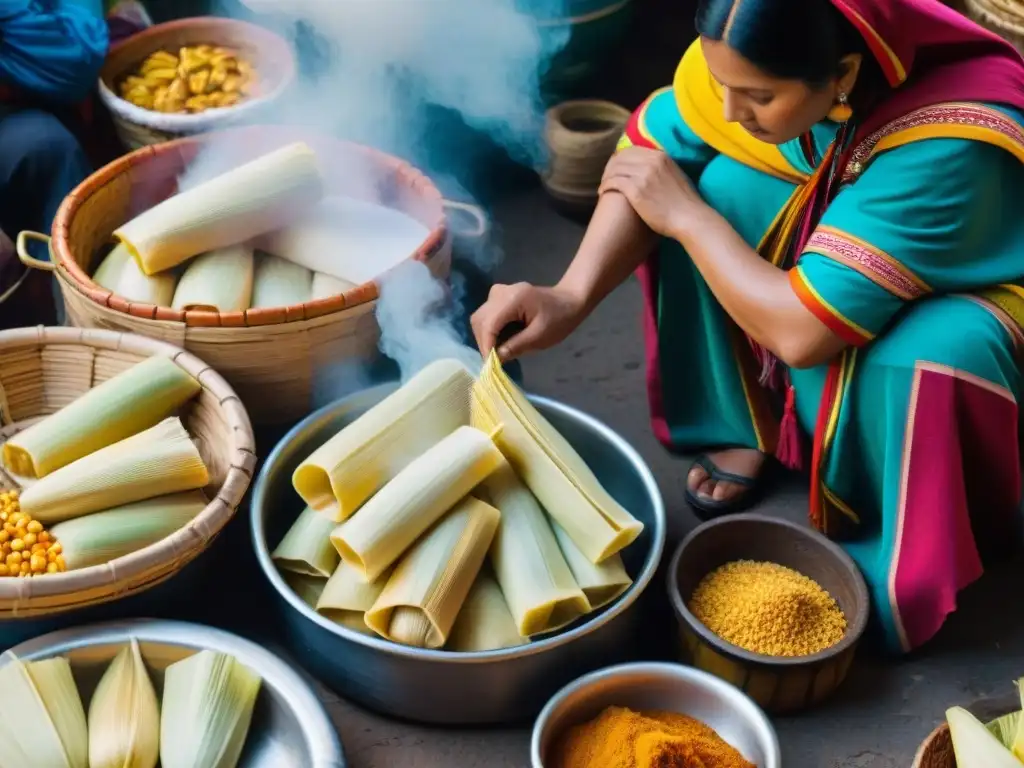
<box><xmin>365</xmin><ymin>496</ymin><xmax>500</xmax><ymax>649</ymax></box>
<box><xmin>483</xmin><ymin>462</ymin><xmax>589</xmax><ymax>636</ymax></box>
<box><xmin>88</xmin><ymin>639</ymin><xmax>160</xmax><ymax>768</ymax></box>
<box><xmin>447</xmin><ymin>572</ymin><xmax>527</xmax><ymax>652</ymax></box>
<box><xmin>50</xmin><ymin>490</ymin><xmax>208</xmax><ymax>570</ymax></box>
<box><xmin>283</xmin><ymin>572</ymin><xmax>327</xmax><ymax>609</ymax></box>
<box><xmin>92</xmin><ymin>243</ymin><xmax>178</xmax><ymax>306</ymax></box>
<box><xmin>310</xmin><ymin>271</ymin><xmax>355</xmax><ymax>300</ymax></box>
<box><xmin>473</xmin><ymin>351</ymin><xmax>643</xmax><ymax>563</ymax></box>
<box><xmin>316</xmin><ymin>561</ymin><xmax>391</xmax><ymax>635</ymax></box>
<box><xmin>114</xmin><ymin>142</ymin><xmax>324</xmax><ymax>275</ymax></box>
<box><xmin>2</xmin><ymin>356</ymin><xmax>200</xmax><ymax>479</ymax></box>
<box><xmin>170</xmin><ymin>245</ymin><xmax>254</xmax><ymax>312</ymax></box>
<box><xmin>251</xmin><ymin>252</ymin><xmax>312</xmax><ymax>308</ymax></box>
<box><xmin>0</xmin><ymin>653</ymin><xmax>88</xmax><ymax>768</ymax></box>
<box><xmin>293</xmin><ymin>358</ymin><xmax>475</xmax><ymax>521</ymax></box>
<box><xmin>18</xmin><ymin>417</ymin><xmax>209</xmax><ymax>524</ymax></box>
<box><xmin>160</xmin><ymin>650</ymin><xmax>261</xmax><ymax>768</ymax></box>
<box><xmin>331</xmin><ymin>426</ymin><xmax>504</xmax><ymax>581</ymax></box>
<box><xmin>552</xmin><ymin>520</ymin><xmax>632</xmax><ymax>610</ymax></box>
<box><xmin>271</xmin><ymin>505</ymin><xmax>339</xmax><ymax>578</ymax></box>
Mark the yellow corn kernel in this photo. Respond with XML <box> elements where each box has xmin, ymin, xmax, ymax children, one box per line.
<box><xmin>46</xmin><ymin>562</ymin><xmax>59</xmax><ymax>573</ymax></box>
<box><xmin>26</xmin><ymin>520</ymin><xmax>42</xmax><ymax>534</ymax></box>
<box><xmin>142</xmin><ymin>68</ymin><xmax>177</xmax><ymax>85</ymax></box>
<box><xmin>188</xmin><ymin>69</ymin><xmax>210</xmax><ymax>96</ymax></box>
<box><xmin>185</xmin><ymin>95</ymin><xmax>209</xmax><ymax>112</ymax></box>
<box><xmin>22</xmin><ymin>533</ymin><xmax>36</xmax><ymax>548</ymax></box>
<box><xmin>31</xmin><ymin>543</ymin><xmax>46</xmax><ymax>554</ymax></box>
<box><xmin>0</xmin><ymin>564</ymin><xmax>7</xmax><ymax>577</ymax></box>
<box><xmin>19</xmin><ymin>561</ymin><xmax>29</xmax><ymax>575</ymax></box>
<box><xmin>220</xmin><ymin>92</ymin><xmax>241</xmax><ymax>107</ymax></box>
<box><xmin>49</xmin><ymin>542</ymin><xmax>62</xmax><ymax>555</ymax></box>
<box><xmin>29</xmin><ymin>553</ymin><xmax>46</xmax><ymax>572</ymax></box>
<box><xmin>222</xmin><ymin>75</ymin><xmax>241</xmax><ymax>94</ymax></box>
<box><xmin>209</xmin><ymin>63</ymin><xmax>228</xmax><ymax>90</ymax></box>
<box><xmin>55</xmin><ymin>555</ymin><xmax>66</xmax><ymax>570</ymax></box>
<box><xmin>6</xmin><ymin>552</ymin><xmax>20</xmax><ymax>567</ymax></box>
<box><xmin>38</xmin><ymin>531</ymin><xmax>50</xmax><ymax>544</ymax></box>
<box><xmin>0</xmin><ymin>531</ymin><xmax>9</xmax><ymax>545</ymax></box>
<box><xmin>10</xmin><ymin>539</ymin><xmax>24</xmax><ymax>552</ymax></box>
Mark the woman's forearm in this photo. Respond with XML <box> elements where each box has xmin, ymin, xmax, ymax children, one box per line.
<box><xmin>557</xmin><ymin>192</ymin><xmax>659</xmax><ymax>312</ymax></box>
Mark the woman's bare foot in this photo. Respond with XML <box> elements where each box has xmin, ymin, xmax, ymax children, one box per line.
<box><xmin>687</xmin><ymin>448</ymin><xmax>766</xmax><ymax>503</ymax></box>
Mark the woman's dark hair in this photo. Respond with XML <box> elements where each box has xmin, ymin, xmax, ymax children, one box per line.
<box><xmin>695</xmin><ymin>0</ymin><xmax>879</xmax><ymax>90</ymax></box>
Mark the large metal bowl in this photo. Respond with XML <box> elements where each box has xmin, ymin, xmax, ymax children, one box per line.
<box><xmin>251</xmin><ymin>383</ymin><xmax>666</xmax><ymax>725</ymax></box>
<box><xmin>6</xmin><ymin>619</ymin><xmax>345</xmax><ymax>768</ymax></box>
<box><xmin>531</xmin><ymin>662</ymin><xmax>781</xmax><ymax>768</ymax></box>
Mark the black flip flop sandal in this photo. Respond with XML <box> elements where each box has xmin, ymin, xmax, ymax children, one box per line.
<box><xmin>684</xmin><ymin>452</ymin><xmax>767</xmax><ymax>521</ymax></box>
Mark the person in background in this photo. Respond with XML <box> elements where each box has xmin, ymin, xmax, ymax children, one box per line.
<box><xmin>472</xmin><ymin>0</ymin><xmax>1024</xmax><ymax>654</ymax></box>
<box><xmin>0</xmin><ymin>0</ymin><xmax>109</xmax><ymax>326</ymax></box>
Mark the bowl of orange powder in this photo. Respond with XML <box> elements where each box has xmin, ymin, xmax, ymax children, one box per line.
<box><xmin>531</xmin><ymin>661</ymin><xmax>780</xmax><ymax>768</ymax></box>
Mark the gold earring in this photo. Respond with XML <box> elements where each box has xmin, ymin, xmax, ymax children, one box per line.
<box><xmin>828</xmin><ymin>92</ymin><xmax>853</xmax><ymax>123</ymax></box>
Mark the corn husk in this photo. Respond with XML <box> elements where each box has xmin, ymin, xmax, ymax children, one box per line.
<box><xmin>365</xmin><ymin>496</ymin><xmax>500</xmax><ymax>649</ymax></box>
<box><xmin>50</xmin><ymin>490</ymin><xmax>208</xmax><ymax>570</ymax></box>
<box><xmin>551</xmin><ymin>520</ymin><xmax>632</xmax><ymax>610</ymax></box>
<box><xmin>293</xmin><ymin>358</ymin><xmax>475</xmax><ymax>521</ymax></box>
<box><xmin>330</xmin><ymin>426</ymin><xmax>504</xmax><ymax>581</ymax></box>
<box><xmin>316</xmin><ymin>561</ymin><xmax>391</xmax><ymax>635</ymax></box>
<box><xmin>483</xmin><ymin>462</ymin><xmax>588</xmax><ymax>636</ymax></box>
<box><xmin>160</xmin><ymin>650</ymin><xmax>261</xmax><ymax>768</ymax></box>
<box><xmin>18</xmin><ymin>417</ymin><xmax>209</xmax><ymax>524</ymax></box>
<box><xmin>171</xmin><ymin>245</ymin><xmax>254</xmax><ymax>312</ymax></box>
<box><xmin>2</xmin><ymin>356</ymin><xmax>200</xmax><ymax>479</ymax></box>
<box><xmin>447</xmin><ymin>572</ymin><xmax>527</xmax><ymax>652</ymax></box>
<box><xmin>310</xmin><ymin>272</ymin><xmax>355</xmax><ymax>300</ymax></box>
<box><xmin>283</xmin><ymin>572</ymin><xmax>327</xmax><ymax>609</ymax></box>
<box><xmin>88</xmin><ymin>639</ymin><xmax>160</xmax><ymax>768</ymax></box>
<box><xmin>989</xmin><ymin>711</ymin><xmax>1023</xmax><ymax>753</ymax></box>
<box><xmin>114</xmin><ymin>142</ymin><xmax>324</xmax><ymax>275</ymax></box>
<box><xmin>947</xmin><ymin>706</ymin><xmax>1022</xmax><ymax>767</ymax></box>
<box><xmin>251</xmin><ymin>252</ymin><xmax>312</xmax><ymax>308</ymax></box>
<box><xmin>271</xmin><ymin>505</ymin><xmax>339</xmax><ymax>578</ymax></box>
<box><xmin>472</xmin><ymin>351</ymin><xmax>643</xmax><ymax>563</ymax></box>
<box><xmin>0</xmin><ymin>653</ymin><xmax>88</xmax><ymax>768</ymax></box>
<box><xmin>92</xmin><ymin>243</ymin><xmax>178</xmax><ymax>306</ymax></box>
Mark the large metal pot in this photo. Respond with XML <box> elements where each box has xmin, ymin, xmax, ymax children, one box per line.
<box><xmin>250</xmin><ymin>383</ymin><xmax>666</xmax><ymax>725</ymax></box>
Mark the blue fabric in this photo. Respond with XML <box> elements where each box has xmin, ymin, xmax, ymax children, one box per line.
<box><xmin>0</xmin><ymin>0</ymin><xmax>108</xmax><ymax>103</ymax></box>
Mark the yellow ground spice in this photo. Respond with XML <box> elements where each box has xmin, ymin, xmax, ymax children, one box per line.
<box><xmin>0</xmin><ymin>490</ymin><xmax>66</xmax><ymax>577</ymax></box>
<box><xmin>688</xmin><ymin>560</ymin><xmax>846</xmax><ymax>657</ymax></box>
<box><xmin>551</xmin><ymin>705</ymin><xmax>755</xmax><ymax>768</ymax></box>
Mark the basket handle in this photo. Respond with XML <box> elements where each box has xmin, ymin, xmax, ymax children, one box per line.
<box><xmin>15</xmin><ymin>231</ymin><xmax>55</xmax><ymax>273</ymax></box>
<box><xmin>442</xmin><ymin>200</ymin><xmax>488</xmax><ymax>239</ymax></box>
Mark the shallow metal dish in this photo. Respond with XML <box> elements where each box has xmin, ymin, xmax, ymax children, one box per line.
<box><xmin>6</xmin><ymin>619</ymin><xmax>345</xmax><ymax>768</ymax></box>
<box><xmin>251</xmin><ymin>383</ymin><xmax>666</xmax><ymax>725</ymax></box>
<box><xmin>531</xmin><ymin>662</ymin><xmax>781</xmax><ymax>768</ymax></box>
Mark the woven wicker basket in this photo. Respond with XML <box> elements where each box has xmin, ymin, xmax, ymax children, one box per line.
<box><xmin>0</xmin><ymin>325</ymin><xmax>255</xmax><ymax>620</ymax></box>
<box><xmin>18</xmin><ymin>126</ymin><xmax>454</xmax><ymax>425</ymax></box>
<box><xmin>911</xmin><ymin>695</ymin><xmax>1016</xmax><ymax>767</ymax></box>
<box><xmin>965</xmin><ymin>0</ymin><xmax>1024</xmax><ymax>49</ymax></box>
<box><xmin>97</xmin><ymin>17</ymin><xmax>297</xmax><ymax>151</ymax></box>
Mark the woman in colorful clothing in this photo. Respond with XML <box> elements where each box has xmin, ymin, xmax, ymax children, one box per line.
<box><xmin>471</xmin><ymin>0</ymin><xmax>1024</xmax><ymax>653</ymax></box>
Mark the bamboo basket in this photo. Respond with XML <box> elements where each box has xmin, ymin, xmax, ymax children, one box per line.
<box><xmin>97</xmin><ymin>17</ymin><xmax>297</xmax><ymax>151</ymax></box>
<box><xmin>0</xmin><ymin>325</ymin><xmax>255</xmax><ymax>620</ymax></box>
<box><xmin>18</xmin><ymin>126</ymin><xmax>455</xmax><ymax>425</ymax></box>
<box><xmin>965</xmin><ymin>0</ymin><xmax>1024</xmax><ymax>50</ymax></box>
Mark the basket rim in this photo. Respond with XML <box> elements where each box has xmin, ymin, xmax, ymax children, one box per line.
<box><xmin>50</xmin><ymin>129</ymin><xmax>450</xmax><ymax>328</ymax></box>
<box><xmin>97</xmin><ymin>16</ymin><xmax>296</xmax><ymax>132</ymax></box>
<box><xmin>0</xmin><ymin>325</ymin><xmax>256</xmax><ymax>612</ymax></box>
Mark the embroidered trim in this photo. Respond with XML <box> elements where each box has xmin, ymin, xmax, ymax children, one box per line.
<box><xmin>843</xmin><ymin>103</ymin><xmax>1024</xmax><ymax>181</ymax></box>
<box><xmin>789</xmin><ymin>268</ymin><xmax>873</xmax><ymax>346</ymax></box>
<box><xmin>804</xmin><ymin>226</ymin><xmax>930</xmax><ymax>300</ymax></box>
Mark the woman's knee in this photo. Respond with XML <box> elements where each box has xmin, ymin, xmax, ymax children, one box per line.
<box><xmin>0</xmin><ymin>110</ymin><xmax>87</xmax><ymax>179</ymax></box>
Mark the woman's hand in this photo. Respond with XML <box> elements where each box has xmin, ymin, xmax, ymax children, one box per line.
<box><xmin>470</xmin><ymin>282</ymin><xmax>589</xmax><ymax>362</ymax></box>
<box><xmin>598</xmin><ymin>147</ymin><xmax>705</xmax><ymax>238</ymax></box>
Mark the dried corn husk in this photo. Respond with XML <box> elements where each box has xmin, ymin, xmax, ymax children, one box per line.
<box><xmin>114</xmin><ymin>142</ymin><xmax>324</xmax><ymax>275</ymax></box>
<box><xmin>160</xmin><ymin>650</ymin><xmax>261</xmax><ymax>768</ymax></box>
<box><xmin>283</xmin><ymin>572</ymin><xmax>327</xmax><ymax>609</ymax></box>
<box><xmin>271</xmin><ymin>505</ymin><xmax>339</xmax><ymax>578</ymax></box>
<box><xmin>552</xmin><ymin>520</ymin><xmax>632</xmax><ymax>610</ymax></box>
<box><xmin>250</xmin><ymin>252</ymin><xmax>312</xmax><ymax>308</ymax></box>
<box><xmin>88</xmin><ymin>639</ymin><xmax>160</xmax><ymax>768</ymax></box>
<box><xmin>330</xmin><ymin>426</ymin><xmax>504</xmax><ymax>581</ymax></box>
<box><xmin>92</xmin><ymin>243</ymin><xmax>178</xmax><ymax>306</ymax></box>
<box><xmin>294</xmin><ymin>358</ymin><xmax>475</xmax><ymax>521</ymax></box>
<box><xmin>170</xmin><ymin>245</ymin><xmax>254</xmax><ymax>312</ymax></box>
<box><xmin>310</xmin><ymin>272</ymin><xmax>355</xmax><ymax>300</ymax></box>
<box><xmin>3</xmin><ymin>356</ymin><xmax>200</xmax><ymax>479</ymax></box>
<box><xmin>365</xmin><ymin>496</ymin><xmax>500</xmax><ymax>649</ymax></box>
<box><xmin>316</xmin><ymin>561</ymin><xmax>391</xmax><ymax>635</ymax></box>
<box><xmin>447</xmin><ymin>572</ymin><xmax>526</xmax><ymax>652</ymax></box>
<box><xmin>18</xmin><ymin>417</ymin><xmax>209</xmax><ymax>524</ymax></box>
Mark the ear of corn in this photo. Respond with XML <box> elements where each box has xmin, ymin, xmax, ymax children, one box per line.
<box><xmin>87</xmin><ymin>639</ymin><xmax>160</xmax><ymax>768</ymax></box>
<box><xmin>552</xmin><ymin>519</ymin><xmax>632</xmax><ymax>610</ymax></box>
<box><xmin>170</xmin><ymin>245</ymin><xmax>254</xmax><ymax>312</ymax></box>
<box><xmin>310</xmin><ymin>271</ymin><xmax>355</xmax><ymax>300</ymax></box>
<box><xmin>160</xmin><ymin>650</ymin><xmax>261</xmax><ymax>768</ymax></box>
<box><xmin>3</xmin><ymin>356</ymin><xmax>200</xmax><ymax>480</ymax></box>
<box><xmin>365</xmin><ymin>496</ymin><xmax>500</xmax><ymax>649</ymax></box>
<box><xmin>316</xmin><ymin>561</ymin><xmax>391</xmax><ymax>635</ymax></box>
<box><xmin>0</xmin><ymin>653</ymin><xmax>88</xmax><ymax>768</ymax></box>
<box><xmin>114</xmin><ymin>142</ymin><xmax>324</xmax><ymax>276</ymax></box>
<box><xmin>473</xmin><ymin>351</ymin><xmax>643</xmax><ymax>564</ymax></box>
<box><xmin>330</xmin><ymin>426</ymin><xmax>504</xmax><ymax>582</ymax></box>
<box><xmin>92</xmin><ymin>244</ymin><xmax>178</xmax><ymax>306</ymax></box>
<box><xmin>18</xmin><ymin>417</ymin><xmax>209</xmax><ymax>524</ymax></box>
<box><xmin>271</xmin><ymin>505</ymin><xmax>339</xmax><ymax>578</ymax></box>
<box><xmin>483</xmin><ymin>462</ymin><xmax>589</xmax><ymax>636</ymax></box>
<box><xmin>250</xmin><ymin>252</ymin><xmax>312</xmax><ymax>308</ymax></box>
<box><xmin>294</xmin><ymin>358</ymin><xmax>475</xmax><ymax>521</ymax></box>
<box><xmin>49</xmin><ymin>490</ymin><xmax>208</xmax><ymax>571</ymax></box>
<box><xmin>447</xmin><ymin>572</ymin><xmax>527</xmax><ymax>652</ymax></box>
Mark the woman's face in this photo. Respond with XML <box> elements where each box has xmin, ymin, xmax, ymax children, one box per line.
<box><xmin>701</xmin><ymin>37</ymin><xmax>853</xmax><ymax>145</ymax></box>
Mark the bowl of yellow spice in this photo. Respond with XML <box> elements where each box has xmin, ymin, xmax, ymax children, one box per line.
<box><xmin>668</xmin><ymin>514</ymin><xmax>870</xmax><ymax>715</ymax></box>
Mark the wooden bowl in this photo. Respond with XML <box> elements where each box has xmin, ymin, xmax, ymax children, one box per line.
<box><xmin>913</xmin><ymin>695</ymin><xmax>1017</xmax><ymax>767</ymax></box>
<box><xmin>667</xmin><ymin>513</ymin><xmax>870</xmax><ymax>714</ymax></box>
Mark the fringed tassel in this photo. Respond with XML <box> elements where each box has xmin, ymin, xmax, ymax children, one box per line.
<box><xmin>750</xmin><ymin>341</ymin><xmax>785</xmax><ymax>391</ymax></box>
<box><xmin>776</xmin><ymin>384</ymin><xmax>805</xmax><ymax>471</ymax></box>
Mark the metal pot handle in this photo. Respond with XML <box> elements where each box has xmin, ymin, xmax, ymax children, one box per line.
<box><xmin>442</xmin><ymin>200</ymin><xmax>488</xmax><ymax>239</ymax></box>
<box><xmin>15</xmin><ymin>231</ymin><xmax>55</xmax><ymax>273</ymax></box>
